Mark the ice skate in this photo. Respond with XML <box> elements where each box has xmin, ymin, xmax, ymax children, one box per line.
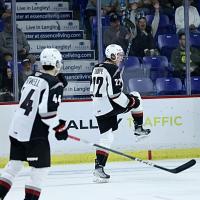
<box><xmin>93</xmin><ymin>166</ymin><xmax>110</xmax><ymax>183</ymax></box>
<box><xmin>134</xmin><ymin>125</ymin><xmax>151</xmax><ymax>142</ymax></box>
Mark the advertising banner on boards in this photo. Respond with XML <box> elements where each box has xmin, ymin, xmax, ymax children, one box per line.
<box><xmin>5</xmin><ymin>2</ymin><xmax>69</xmax><ymax>12</ymax></box>
<box><xmin>17</xmin><ymin>20</ymin><xmax>79</xmax><ymax>32</ymax></box>
<box><xmin>29</xmin><ymin>40</ymin><xmax>91</xmax><ymax>53</ymax></box>
<box><xmin>17</xmin><ymin>12</ymin><xmax>73</xmax><ymax>21</ymax></box>
<box><xmin>24</xmin><ymin>31</ymin><xmax>84</xmax><ymax>40</ymax></box>
<box><xmin>61</xmin><ymin>60</ymin><xmax>97</xmax><ymax>73</ymax></box>
<box><xmin>0</xmin><ymin>98</ymin><xmax>200</xmax><ymax>156</ymax></box>
<box><xmin>33</xmin><ymin>51</ymin><xmax>95</xmax><ymax>61</ymax></box>
<box><xmin>63</xmin><ymin>81</ymin><xmax>91</xmax><ymax>96</ymax></box>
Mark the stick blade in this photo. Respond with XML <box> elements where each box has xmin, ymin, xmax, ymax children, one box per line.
<box><xmin>171</xmin><ymin>159</ymin><xmax>196</xmax><ymax>174</ymax></box>
<box><xmin>155</xmin><ymin>159</ymin><xmax>196</xmax><ymax>174</ymax></box>
<box><xmin>170</xmin><ymin>159</ymin><xmax>196</xmax><ymax>174</ymax></box>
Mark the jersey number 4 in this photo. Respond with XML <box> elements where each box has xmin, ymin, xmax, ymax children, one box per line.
<box><xmin>20</xmin><ymin>89</ymin><xmax>34</xmax><ymax>116</ymax></box>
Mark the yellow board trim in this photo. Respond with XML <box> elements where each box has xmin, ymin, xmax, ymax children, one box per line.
<box><xmin>0</xmin><ymin>148</ymin><xmax>200</xmax><ymax>168</ymax></box>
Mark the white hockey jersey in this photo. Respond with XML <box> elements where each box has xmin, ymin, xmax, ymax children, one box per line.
<box><xmin>9</xmin><ymin>71</ymin><xmax>64</xmax><ymax>142</ymax></box>
<box><xmin>90</xmin><ymin>62</ymin><xmax>129</xmax><ymax>116</ymax></box>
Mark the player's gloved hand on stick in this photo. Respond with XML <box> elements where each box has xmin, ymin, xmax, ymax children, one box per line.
<box><xmin>126</xmin><ymin>93</ymin><xmax>140</xmax><ymax>109</ymax></box>
<box><xmin>53</xmin><ymin>120</ymin><xmax>68</xmax><ymax>140</ymax></box>
<box><xmin>57</xmin><ymin>73</ymin><xmax>68</xmax><ymax>87</ymax></box>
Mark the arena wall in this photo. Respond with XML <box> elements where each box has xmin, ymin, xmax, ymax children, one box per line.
<box><xmin>0</xmin><ymin>97</ymin><xmax>200</xmax><ymax>160</ymax></box>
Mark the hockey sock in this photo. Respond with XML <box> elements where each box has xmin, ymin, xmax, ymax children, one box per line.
<box><xmin>131</xmin><ymin>112</ymin><xmax>143</xmax><ymax>128</ymax></box>
<box><xmin>24</xmin><ymin>167</ymin><xmax>49</xmax><ymax>200</ymax></box>
<box><xmin>24</xmin><ymin>185</ymin><xmax>41</xmax><ymax>200</ymax></box>
<box><xmin>95</xmin><ymin>150</ymin><xmax>109</xmax><ymax>167</ymax></box>
<box><xmin>0</xmin><ymin>178</ymin><xmax>12</xmax><ymax>199</ymax></box>
<box><xmin>0</xmin><ymin>160</ymin><xmax>23</xmax><ymax>199</ymax></box>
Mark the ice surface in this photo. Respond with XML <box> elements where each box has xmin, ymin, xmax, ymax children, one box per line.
<box><xmin>1</xmin><ymin>159</ymin><xmax>200</xmax><ymax>200</ymax></box>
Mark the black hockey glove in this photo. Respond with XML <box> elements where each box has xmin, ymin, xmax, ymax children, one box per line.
<box><xmin>126</xmin><ymin>94</ymin><xmax>140</xmax><ymax>109</ymax></box>
<box><xmin>57</xmin><ymin>73</ymin><xmax>68</xmax><ymax>87</ymax></box>
<box><xmin>53</xmin><ymin>120</ymin><xmax>68</xmax><ymax>141</ymax></box>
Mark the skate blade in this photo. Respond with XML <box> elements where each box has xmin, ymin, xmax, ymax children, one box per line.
<box><xmin>93</xmin><ymin>177</ymin><xmax>110</xmax><ymax>183</ymax></box>
<box><xmin>135</xmin><ymin>134</ymin><xmax>149</xmax><ymax>142</ymax></box>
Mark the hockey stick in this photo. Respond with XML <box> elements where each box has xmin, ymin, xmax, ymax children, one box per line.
<box><xmin>112</xmin><ymin>28</ymin><xmax>134</xmax><ymax>78</ymax></box>
<box><xmin>68</xmin><ymin>134</ymin><xmax>196</xmax><ymax>174</ymax></box>
<box><xmin>118</xmin><ymin>23</ymin><xmax>135</xmax><ymax>77</ymax></box>
<box><xmin>112</xmin><ymin>18</ymin><xmax>135</xmax><ymax>78</ymax></box>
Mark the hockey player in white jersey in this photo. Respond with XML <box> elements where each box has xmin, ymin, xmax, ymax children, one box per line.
<box><xmin>0</xmin><ymin>48</ymin><xmax>68</xmax><ymax>200</ymax></box>
<box><xmin>90</xmin><ymin>44</ymin><xmax>151</xmax><ymax>183</ymax></box>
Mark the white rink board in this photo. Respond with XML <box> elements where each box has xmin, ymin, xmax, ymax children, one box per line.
<box><xmin>17</xmin><ymin>20</ymin><xmax>79</xmax><ymax>32</ymax></box>
<box><xmin>5</xmin><ymin>2</ymin><xmax>69</xmax><ymax>12</ymax></box>
<box><xmin>29</xmin><ymin>40</ymin><xmax>91</xmax><ymax>53</ymax></box>
<box><xmin>0</xmin><ymin>97</ymin><xmax>200</xmax><ymax>156</ymax></box>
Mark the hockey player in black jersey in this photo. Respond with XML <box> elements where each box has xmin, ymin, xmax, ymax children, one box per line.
<box><xmin>90</xmin><ymin>44</ymin><xmax>151</xmax><ymax>183</ymax></box>
<box><xmin>0</xmin><ymin>48</ymin><xmax>68</xmax><ymax>200</ymax></box>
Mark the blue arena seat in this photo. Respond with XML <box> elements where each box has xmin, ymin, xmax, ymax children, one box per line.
<box><xmin>189</xmin><ymin>76</ymin><xmax>200</xmax><ymax>94</ymax></box>
<box><xmin>143</xmin><ymin>56</ymin><xmax>168</xmax><ymax>68</ymax></box>
<box><xmin>155</xmin><ymin>77</ymin><xmax>184</xmax><ymax>95</ymax></box>
<box><xmin>142</xmin><ymin>56</ymin><xmax>169</xmax><ymax>82</ymax></box>
<box><xmin>128</xmin><ymin>77</ymin><xmax>155</xmax><ymax>95</ymax></box>
<box><xmin>124</xmin><ymin>56</ymin><xmax>141</xmax><ymax>69</ymax></box>
<box><xmin>122</xmin><ymin>57</ymin><xmax>147</xmax><ymax>92</ymax></box>
<box><xmin>0</xmin><ymin>20</ymin><xmax>4</xmax><ymax>32</ymax></box>
<box><xmin>158</xmin><ymin>34</ymin><xmax>179</xmax><ymax>60</ymax></box>
<box><xmin>146</xmin><ymin>14</ymin><xmax>169</xmax><ymax>28</ymax></box>
<box><xmin>145</xmin><ymin>14</ymin><xmax>175</xmax><ymax>43</ymax></box>
<box><xmin>190</xmin><ymin>33</ymin><xmax>200</xmax><ymax>50</ymax></box>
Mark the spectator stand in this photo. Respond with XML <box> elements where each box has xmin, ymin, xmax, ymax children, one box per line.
<box><xmin>8</xmin><ymin>1</ymin><xmax>98</xmax><ymax>99</ymax></box>
<box><xmin>0</xmin><ymin>19</ymin><xmax>4</xmax><ymax>32</ymax></box>
<box><xmin>142</xmin><ymin>55</ymin><xmax>172</xmax><ymax>83</ymax></box>
<box><xmin>158</xmin><ymin>34</ymin><xmax>179</xmax><ymax>60</ymax></box>
<box><xmin>91</xmin><ymin>15</ymin><xmax>110</xmax><ymax>48</ymax></box>
<box><xmin>72</xmin><ymin>0</ymin><xmax>88</xmax><ymax>29</ymax></box>
<box><xmin>122</xmin><ymin>56</ymin><xmax>148</xmax><ymax>92</ymax></box>
<box><xmin>187</xmin><ymin>76</ymin><xmax>200</xmax><ymax>94</ymax></box>
<box><xmin>145</xmin><ymin>14</ymin><xmax>176</xmax><ymax>45</ymax></box>
<box><xmin>155</xmin><ymin>77</ymin><xmax>185</xmax><ymax>95</ymax></box>
<box><xmin>128</xmin><ymin>77</ymin><xmax>155</xmax><ymax>96</ymax></box>
<box><xmin>190</xmin><ymin>32</ymin><xmax>200</xmax><ymax>50</ymax></box>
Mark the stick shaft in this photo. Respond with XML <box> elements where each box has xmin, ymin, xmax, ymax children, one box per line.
<box><xmin>68</xmin><ymin>134</ymin><xmax>196</xmax><ymax>173</ymax></box>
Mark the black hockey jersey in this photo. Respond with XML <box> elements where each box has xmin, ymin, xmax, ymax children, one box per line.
<box><xmin>9</xmin><ymin>71</ymin><xmax>64</xmax><ymax>142</ymax></box>
<box><xmin>90</xmin><ymin>62</ymin><xmax>129</xmax><ymax>116</ymax></box>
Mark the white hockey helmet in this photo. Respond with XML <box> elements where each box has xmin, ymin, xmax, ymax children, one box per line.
<box><xmin>105</xmin><ymin>44</ymin><xmax>124</xmax><ymax>62</ymax></box>
<box><xmin>40</xmin><ymin>48</ymin><xmax>63</xmax><ymax>70</ymax></box>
